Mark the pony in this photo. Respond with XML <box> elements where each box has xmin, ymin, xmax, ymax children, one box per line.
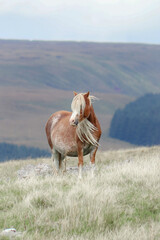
<box><xmin>45</xmin><ymin>91</ymin><xmax>102</xmax><ymax>178</ymax></box>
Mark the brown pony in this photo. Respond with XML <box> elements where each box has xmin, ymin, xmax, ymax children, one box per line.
<box><xmin>45</xmin><ymin>91</ymin><xmax>101</xmax><ymax>178</ymax></box>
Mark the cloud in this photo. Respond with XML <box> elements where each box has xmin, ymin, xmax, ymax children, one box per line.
<box><xmin>1</xmin><ymin>0</ymin><xmax>160</xmax><ymax>18</ymax></box>
<box><xmin>0</xmin><ymin>0</ymin><xmax>160</xmax><ymax>43</ymax></box>
<box><xmin>1</xmin><ymin>0</ymin><xmax>160</xmax><ymax>28</ymax></box>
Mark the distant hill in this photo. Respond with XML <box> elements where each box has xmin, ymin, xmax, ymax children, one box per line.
<box><xmin>0</xmin><ymin>142</ymin><xmax>50</xmax><ymax>162</ymax></box>
<box><xmin>0</xmin><ymin>40</ymin><xmax>160</xmax><ymax>150</ymax></box>
<box><xmin>0</xmin><ymin>40</ymin><xmax>160</xmax><ymax>96</ymax></box>
<box><xmin>109</xmin><ymin>93</ymin><xmax>160</xmax><ymax>146</ymax></box>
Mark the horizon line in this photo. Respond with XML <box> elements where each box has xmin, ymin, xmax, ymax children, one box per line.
<box><xmin>0</xmin><ymin>38</ymin><xmax>159</xmax><ymax>46</ymax></box>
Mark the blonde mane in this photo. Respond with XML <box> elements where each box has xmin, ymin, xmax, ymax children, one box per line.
<box><xmin>71</xmin><ymin>93</ymin><xmax>97</xmax><ymax>113</ymax></box>
<box><xmin>71</xmin><ymin>93</ymin><xmax>99</xmax><ymax>147</ymax></box>
<box><xmin>77</xmin><ymin>119</ymin><xmax>99</xmax><ymax>147</ymax></box>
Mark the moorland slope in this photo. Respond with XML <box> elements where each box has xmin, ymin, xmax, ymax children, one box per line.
<box><xmin>0</xmin><ymin>40</ymin><xmax>160</xmax><ymax>96</ymax></box>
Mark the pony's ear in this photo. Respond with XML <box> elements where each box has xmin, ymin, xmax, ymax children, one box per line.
<box><xmin>84</xmin><ymin>91</ymin><xmax>90</xmax><ymax>98</ymax></box>
<box><xmin>73</xmin><ymin>91</ymin><xmax>78</xmax><ymax>96</ymax></box>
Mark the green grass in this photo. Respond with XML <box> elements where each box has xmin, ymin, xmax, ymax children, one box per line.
<box><xmin>1</xmin><ymin>146</ymin><xmax>160</xmax><ymax>239</ymax></box>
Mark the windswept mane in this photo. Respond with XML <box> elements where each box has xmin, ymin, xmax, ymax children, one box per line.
<box><xmin>71</xmin><ymin>93</ymin><xmax>99</xmax><ymax>147</ymax></box>
<box><xmin>77</xmin><ymin>119</ymin><xmax>99</xmax><ymax>147</ymax></box>
<box><xmin>71</xmin><ymin>93</ymin><xmax>97</xmax><ymax>114</ymax></box>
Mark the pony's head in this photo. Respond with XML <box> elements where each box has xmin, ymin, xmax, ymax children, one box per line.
<box><xmin>70</xmin><ymin>91</ymin><xmax>94</xmax><ymax>126</ymax></box>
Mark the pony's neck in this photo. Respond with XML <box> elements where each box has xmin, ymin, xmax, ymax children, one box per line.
<box><xmin>87</xmin><ymin>105</ymin><xmax>97</xmax><ymax>126</ymax></box>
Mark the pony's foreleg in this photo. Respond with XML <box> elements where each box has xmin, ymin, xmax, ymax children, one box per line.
<box><xmin>77</xmin><ymin>145</ymin><xmax>84</xmax><ymax>179</ymax></box>
<box><xmin>90</xmin><ymin>147</ymin><xmax>97</xmax><ymax>177</ymax></box>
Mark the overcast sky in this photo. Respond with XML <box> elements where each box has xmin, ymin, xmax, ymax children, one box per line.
<box><xmin>0</xmin><ymin>0</ymin><xmax>160</xmax><ymax>44</ymax></box>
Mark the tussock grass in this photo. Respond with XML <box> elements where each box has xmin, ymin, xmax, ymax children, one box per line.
<box><xmin>1</xmin><ymin>146</ymin><xmax>160</xmax><ymax>239</ymax></box>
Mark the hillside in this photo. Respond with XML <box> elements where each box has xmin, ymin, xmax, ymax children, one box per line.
<box><xmin>1</xmin><ymin>146</ymin><xmax>160</xmax><ymax>239</ymax></box>
<box><xmin>0</xmin><ymin>40</ymin><xmax>160</xmax><ymax>150</ymax></box>
<box><xmin>110</xmin><ymin>93</ymin><xmax>160</xmax><ymax>146</ymax></box>
<box><xmin>0</xmin><ymin>40</ymin><xmax>160</xmax><ymax>96</ymax></box>
<box><xmin>0</xmin><ymin>86</ymin><xmax>134</xmax><ymax>150</ymax></box>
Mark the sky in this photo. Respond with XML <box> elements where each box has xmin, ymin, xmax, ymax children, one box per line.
<box><xmin>0</xmin><ymin>0</ymin><xmax>160</xmax><ymax>44</ymax></box>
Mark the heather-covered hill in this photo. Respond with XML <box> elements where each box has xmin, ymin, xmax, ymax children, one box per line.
<box><xmin>0</xmin><ymin>40</ymin><xmax>160</xmax><ymax>149</ymax></box>
<box><xmin>0</xmin><ymin>40</ymin><xmax>160</xmax><ymax>96</ymax></box>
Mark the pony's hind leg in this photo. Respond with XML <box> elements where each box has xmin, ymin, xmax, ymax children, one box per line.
<box><xmin>52</xmin><ymin>148</ymin><xmax>61</xmax><ymax>174</ymax></box>
<box><xmin>63</xmin><ymin>157</ymin><xmax>67</xmax><ymax>173</ymax></box>
<box><xmin>77</xmin><ymin>144</ymin><xmax>84</xmax><ymax>179</ymax></box>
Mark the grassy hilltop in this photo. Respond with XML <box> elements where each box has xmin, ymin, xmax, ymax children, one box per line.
<box><xmin>1</xmin><ymin>146</ymin><xmax>160</xmax><ymax>239</ymax></box>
